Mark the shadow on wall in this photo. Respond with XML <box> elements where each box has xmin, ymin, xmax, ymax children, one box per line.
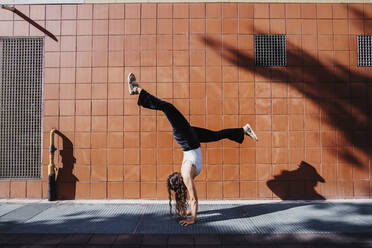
<box><xmin>54</xmin><ymin>131</ymin><xmax>78</xmax><ymax>199</ymax></box>
<box><xmin>267</xmin><ymin>161</ymin><xmax>325</xmax><ymax>200</ymax></box>
<box><xmin>202</xmin><ymin>6</ymin><xmax>372</xmax><ymax>169</ymax></box>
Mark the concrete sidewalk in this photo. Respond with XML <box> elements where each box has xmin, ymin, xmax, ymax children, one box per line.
<box><xmin>0</xmin><ymin>199</ymin><xmax>371</xmax><ymax>247</ymax></box>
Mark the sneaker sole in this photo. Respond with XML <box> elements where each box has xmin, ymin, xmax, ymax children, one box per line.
<box><xmin>248</xmin><ymin>129</ymin><xmax>258</xmax><ymax>141</ymax></box>
<box><xmin>245</xmin><ymin>124</ymin><xmax>258</xmax><ymax>141</ymax></box>
<box><xmin>128</xmin><ymin>73</ymin><xmax>135</xmax><ymax>95</ymax></box>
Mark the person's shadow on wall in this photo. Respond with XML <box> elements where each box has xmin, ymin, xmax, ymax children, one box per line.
<box><xmin>267</xmin><ymin>161</ymin><xmax>325</xmax><ymax>200</ymax></box>
<box><xmin>55</xmin><ymin>131</ymin><xmax>78</xmax><ymax>199</ymax></box>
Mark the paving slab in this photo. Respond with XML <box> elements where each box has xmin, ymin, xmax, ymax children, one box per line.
<box><xmin>194</xmin><ymin>234</ymin><xmax>221</xmax><ymax>245</ymax></box>
<box><xmin>168</xmin><ymin>234</ymin><xmax>194</xmax><ymax>245</ymax></box>
<box><xmin>60</xmin><ymin>234</ymin><xmax>92</xmax><ymax>244</ymax></box>
<box><xmin>114</xmin><ymin>234</ymin><xmax>142</xmax><ymax>245</ymax></box>
<box><xmin>141</xmin><ymin>234</ymin><xmax>168</xmax><ymax>246</ymax></box>
<box><xmin>88</xmin><ymin>234</ymin><xmax>117</xmax><ymax>245</ymax></box>
<box><xmin>0</xmin><ymin>203</ymin><xmax>23</xmax><ymax>217</ymax></box>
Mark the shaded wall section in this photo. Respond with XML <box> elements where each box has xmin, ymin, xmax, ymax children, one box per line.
<box><xmin>0</xmin><ymin>2</ymin><xmax>371</xmax><ymax>199</ymax></box>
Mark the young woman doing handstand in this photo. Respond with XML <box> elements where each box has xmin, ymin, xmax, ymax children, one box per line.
<box><xmin>127</xmin><ymin>73</ymin><xmax>258</xmax><ymax>226</ymax></box>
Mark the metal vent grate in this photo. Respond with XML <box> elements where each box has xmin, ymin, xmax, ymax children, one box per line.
<box><xmin>357</xmin><ymin>35</ymin><xmax>372</xmax><ymax>67</ymax></box>
<box><xmin>254</xmin><ymin>34</ymin><xmax>286</xmax><ymax>67</ymax></box>
<box><xmin>0</xmin><ymin>37</ymin><xmax>43</xmax><ymax>179</ymax></box>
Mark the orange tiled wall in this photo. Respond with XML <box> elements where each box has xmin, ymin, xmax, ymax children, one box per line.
<box><xmin>0</xmin><ymin>2</ymin><xmax>371</xmax><ymax>200</ymax></box>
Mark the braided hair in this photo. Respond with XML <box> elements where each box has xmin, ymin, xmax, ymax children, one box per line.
<box><xmin>167</xmin><ymin>172</ymin><xmax>188</xmax><ymax>216</ymax></box>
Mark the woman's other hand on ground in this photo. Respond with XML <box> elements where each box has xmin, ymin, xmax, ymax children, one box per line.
<box><xmin>179</xmin><ymin>218</ymin><xmax>195</xmax><ymax>226</ymax></box>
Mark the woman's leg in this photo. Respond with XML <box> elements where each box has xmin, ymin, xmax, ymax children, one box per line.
<box><xmin>138</xmin><ymin>90</ymin><xmax>200</xmax><ymax>150</ymax></box>
<box><xmin>192</xmin><ymin>124</ymin><xmax>258</xmax><ymax>144</ymax></box>
<box><xmin>137</xmin><ymin>89</ymin><xmax>188</xmax><ymax>130</ymax></box>
<box><xmin>128</xmin><ymin>72</ymin><xmax>200</xmax><ymax>151</ymax></box>
<box><xmin>192</xmin><ymin>126</ymin><xmax>244</xmax><ymax>144</ymax></box>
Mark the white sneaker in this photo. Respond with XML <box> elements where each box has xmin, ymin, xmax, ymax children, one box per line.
<box><xmin>243</xmin><ymin>124</ymin><xmax>258</xmax><ymax>142</ymax></box>
<box><xmin>128</xmin><ymin>73</ymin><xmax>139</xmax><ymax>95</ymax></box>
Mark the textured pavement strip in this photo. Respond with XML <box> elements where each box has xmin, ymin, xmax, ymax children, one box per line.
<box><xmin>0</xmin><ymin>234</ymin><xmax>372</xmax><ymax>247</ymax></box>
<box><xmin>0</xmin><ymin>200</ymin><xmax>371</xmax><ymax>247</ymax></box>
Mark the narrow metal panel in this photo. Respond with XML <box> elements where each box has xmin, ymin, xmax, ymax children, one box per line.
<box><xmin>0</xmin><ymin>37</ymin><xmax>43</xmax><ymax>179</ymax></box>
<box><xmin>254</xmin><ymin>34</ymin><xmax>286</xmax><ymax>67</ymax></box>
<box><xmin>357</xmin><ymin>35</ymin><xmax>372</xmax><ymax>67</ymax></box>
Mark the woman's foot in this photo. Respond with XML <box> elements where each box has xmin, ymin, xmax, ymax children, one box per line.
<box><xmin>243</xmin><ymin>124</ymin><xmax>258</xmax><ymax>141</ymax></box>
<box><xmin>128</xmin><ymin>73</ymin><xmax>140</xmax><ymax>95</ymax></box>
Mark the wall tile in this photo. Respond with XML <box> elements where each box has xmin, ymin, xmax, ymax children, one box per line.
<box><xmin>206</xmin><ymin>3</ymin><xmax>221</xmax><ymax>18</ymax></box>
<box><xmin>124</xmin><ymin>182</ymin><xmax>140</xmax><ymax>198</ymax></box>
<box><xmin>332</xmin><ymin>4</ymin><xmax>348</xmax><ymax>19</ymax></box>
<box><xmin>141</xmin><ymin>165</ymin><xmax>156</xmax><ymax>181</ymax></box>
<box><xmin>223</xmin><ymin>181</ymin><xmax>239</xmax><ymax>199</ymax></box>
<box><xmin>141</xmin><ymin>182</ymin><xmax>157</xmax><ymax>199</ymax></box>
<box><xmin>78</xmin><ymin>4</ymin><xmax>93</xmax><ymax>19</ymax></box>
<box><xmin>108</xmin><ymin>182</ymin><xmax>123</xmax><ymax>199</ymax></box>
<box><xmin>223</xmin><ymin>165</ymin><xmax>239</xmax><ymax>180</ymax></box>
<box><xmin>317</xmin><ymin>4</ymin><xmax>333</xmax><ymax>19</ymax></box>
<box><xmin>173</xmin><ymin>4</ymin><xmax>188</xmax><ymax>18</ymax></box>
<box><xmin>301</xmin><ymin>4</ymin><xmax>316</xmax><ymax>19</ymax></box>
<box><xmin>125</xmin><ymin>4</ymin><xmax>140</xmax><ymax>19</ymax></box>
<box><xmin>222</xmin><ymin>3</ymin><xmax>237</xmax><ymax>18</ymax></box>
<box><xmin>240</xmin><ymin>181</ymin><xmax>257</xmax><ymax>199</ymax></box>
<box><xmin>62</xmin><ymin>5</ymin><xmax>76</xmax><ymax>20</ymax></box>
<box><xmin>91</xmin><ymin>165</ymin><xmax>107</xmax><ymax>181</ymax></box>
<box><xmin>10</xmin><ymin>181</ymin><xmax>26</xmax><ymax>198</ymax></box>
<box><xmin>108</xmin><ymin>149</ymin><xmax>124</xmax><ymax>165</ymax></box>
<box><xmin>254</xmin><ymin>3</ymin><xmax>269</xmax><ymax>18</ymax></box>
<box><xmin>302</xmin><ymin>20</ymin><xmax>317</xmax><ymax>35</ymax></box>
<box><xmin>158</xmin><ymin>4</ymin><xmax>172</xmax><ymax>19</ymax></box>
<box><xmin>207</xmin><ymin>182</ymin><xmax>222</xmax><ymax>199</ymax></box>
<box><xmin>0</xmin><ymin>181</ymin><xmax>10</xmax><ymax>198</ymax></box>
<box><xmin>91</xmin><ymin>182</ymin><xmax>106</xmax><ymax>199</ymax></box>
<box><xmin>93</xmin><ymin>4</ymin><xmax>109</xmax><ymax>19</ymax></box>
<box><xmin>270</xmin><ymin>4</ymin><xmax>285</xmax><ymax>18</ymax></box>
<box><xmin>124</xmin><ymin>165</ymin><xmax>140</xmax><ymax>180</ymax></box>
<box><xmin>46</xmin><ymin>5</ymin><xmax>61</xmax><ymax>20</ymax></box>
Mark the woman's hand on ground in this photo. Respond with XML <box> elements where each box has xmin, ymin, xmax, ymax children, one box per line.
<box><xmin>179</xmin><ymin>218</ymin><xmax>195</xmax><ymax>226</ymax></box>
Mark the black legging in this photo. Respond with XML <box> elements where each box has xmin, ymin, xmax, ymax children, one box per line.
<box><xmin>137</xmin><ymin>89</ymin><xmax>244</xmax><ymax>151</ymax></box>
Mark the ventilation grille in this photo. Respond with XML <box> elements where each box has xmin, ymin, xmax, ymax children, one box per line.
<box><xmin>254</xmin><ymin>34</ymin><xmax>286</xmax><ymax>67</ymax></box>
<box><xmin>0</xmin><ymin>37</ymin><xmax>43</xmax><ymax>179</ymax></box>
<box><xmin>357</xmin><ymin>35</ymin><xmax>372</xmax><ymax>67</ymax></box>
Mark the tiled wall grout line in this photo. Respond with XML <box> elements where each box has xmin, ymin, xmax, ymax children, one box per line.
<box><xmin>221</xmin><ymin>3</ymin><xmax>225</xmax><ymax>200</ymax></box>
<box><xmin>202</xmin><ymin>3</ymin><xmax>207</xmax><ymax>199</ymax></box>
<box><xmin>155</xmin><ymin>2</ymin><xmax>158</xmax><ymax>199</ymax></box>
<box><xmin>300</xmin><ymin>2</ymin><xmax>305</xmax><ymax>195</ymax></box>
<box><xmin>269</xmin><ymin>3</ymin><xmax>273</xmax><ymax>199</ymax></box>
<box><xmin>284</xmin><ymin>3</ymin><xmax>290</xmax><ymax>200</ymax></box>
<box><xmin>236</xmin><ymin>3</ymin><xmax>241</xmax><ymax>199</ymax></box>
<box><xmin>123</xmin><ymin>3</ymin><xmax>128</xmax><ymax>199</ymax></box>
<box><xmin>73</xmin><ymin>4</ymin><xmax>78</xmax><ymax>198</ymax></box>
<box><xmin>58</xmin><ymin>5</ymin><xmax>62</xmax><ymax>198</ymax></box>
<box><xmin>253</xmin><ymin>3</ymin><xmax>258</xmax><ymax>198</ymax></box>
<box><xmin>171</xmin><ymin>3</ymin><xmax>175</xmax><ymax>188</ymax></box>
<box><xmin>123</xmin><ymin>3</ymin><xmax>126</xmax><ymax>196</ymax></box>
<box><xmin>89</xmin><ymin>4</ymin><xmax>94</xmax><ymax>199</ymax></box>
<box><xmin>188</xmin><ymin>3</ymin><xmax>191</xmax><ymax>188</ymax></box>
<box><xmin>315</xmin><ymin>3</ymin><xmax>324</xmax><ymax>197</ymax></box>
<box><xmin>139</xmin><ymin>3</ymin><xmax>142</xmax><ymax>199</ymax></box>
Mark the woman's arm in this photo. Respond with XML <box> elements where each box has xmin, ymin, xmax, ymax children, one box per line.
<box><xmin>179</xmin><ymin>162</ymin><xmax>198</xmax><ymax>226</ymax></box>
